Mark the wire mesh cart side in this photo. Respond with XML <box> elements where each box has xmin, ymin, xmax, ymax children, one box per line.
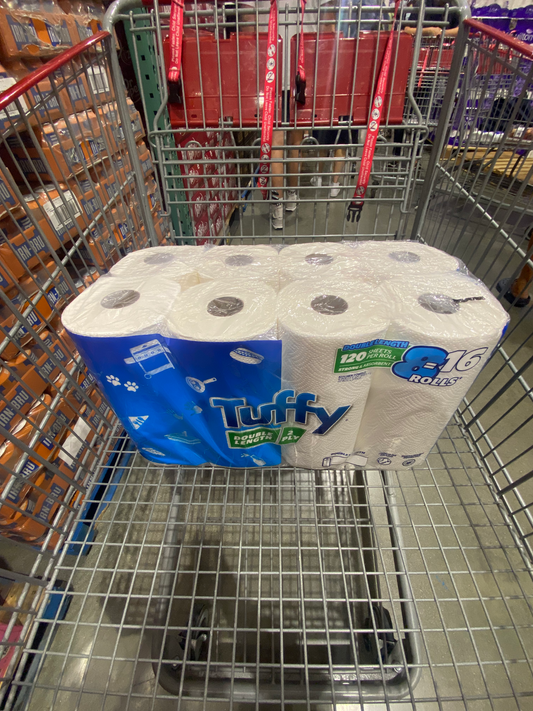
<box><xmin>414</xmin><ymin>19</ymin><xmax>533</xmax><ymax>564</ymax></box>
<box><xmin>0</xmin><ymin>30</ymin><xmax>168</xmax><ymax>706</ymax></box>
<box><xmin>4</xmin><ymin>6</ymin><xmax>533</xmax><ymax>711</ymax></box>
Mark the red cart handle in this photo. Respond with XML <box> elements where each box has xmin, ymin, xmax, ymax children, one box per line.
<box><xmin>347</xmin><ymin>0</ymin><xmax>401</xmax><ymax>222</ymax></box>
<box><xmin>295</xmin><ymin>0</ymin><xmax>307</xmax><ymax>104</ymax></box>
<box><xmin>168</xmin><ymin>0</ymin><xmax>185</xmax><ymax>92</ymax></box>
<box><xmin>258</xmin><ymin>0</ymin><xmax>278</xmax><ymax>200</ymax></box>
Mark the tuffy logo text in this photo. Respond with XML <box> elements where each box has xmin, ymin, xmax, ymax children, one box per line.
<box><xmin>211</xmin><ymin>390</ymin><xmax>350</xmax><ymax>435</ymax></box>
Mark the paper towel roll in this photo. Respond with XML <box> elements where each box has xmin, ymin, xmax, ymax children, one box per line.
<box><xmin>110</xmin><ymin>246</ymin><xmax>201</xmax><ymax>290</ymax></box>
<box><xmin>168</xmin><ymin>280</ymin><xmax>278</xmax><ymax>340</ymax></box>
<box><xmin>62</xmin><ymin>275</ymin><xmax>182</xmax><ymax>338</ymax></box>
<box><xmin>354</xmin><ymin>273</ymin><xmax>509</xmax><ymax>469</ymax></box>
<box><xmin>279</xmin><ymin>281</ymin><xmax>389</xmax><ymax>470</ymax></box>
<box><xmin>346</xmin><ymin>240</ymin><xmax>462</xmax><ymax>285</ymax></box>
<box><xmin>279</xmin><ymin>242</ymin><xmax>358</xmax><ymax>287</ymax></box>
<box><xmin>196</xmin><ymin>245</ymin><xmax>279</xmax><ymax>290</ymax></box>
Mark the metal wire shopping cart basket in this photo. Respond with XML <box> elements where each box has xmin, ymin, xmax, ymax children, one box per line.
<box><xmin>1</xmin><ymin>3</ymin><xmax>533</xmax><ymax>710</ymax></box>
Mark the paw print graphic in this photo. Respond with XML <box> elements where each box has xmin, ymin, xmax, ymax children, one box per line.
<box><xmin>106</xmin><ymin>375</ymin><xmax>121</xmax><ymax>386</ymax></box>
<box><xmin>124</xmin><ymin>381</ymin><xmax>139</xmax><ymax>392</ymax></box>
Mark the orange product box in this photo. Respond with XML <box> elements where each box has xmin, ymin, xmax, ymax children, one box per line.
<box><xmin>0</xmin><ymin>61</ymin><xmax>38</xmax><ymax>136</ymax></box>
<box><xmin>0</xmin><ymin>166</ymin><xmax>20</xmax><ymax>221</ymax></box>
<box><xmin>4</xmin><ymin>58</ymin><xmax>75</xmax><ymax>124</ymax></box>
<box><xmin>0</xmin><ymin>394</ymin><xmax>51</xmax><ymax>467</ymax></box>
<box><xmin>0</xmin><ymin>9</ymin><xmax>74</xmax><ymax>62</ymax></box>
<box><xmin>71</xmin><ymin>173</ymin><xmax>107</xmax><ymax>223</ymax></box>
<box><xmin>69</xmin><ymin>370</ymin><xmax>97</xmax><ymax>407</ymax></box>
<box><xmin>70</xmin><ymin>14</ymin><xmax>104</xmax><ymax>45</ymax></box>
<box><xmin>0</xmin><ymin>321</ymin><xmax>39</xmax><ymax>363</ymax></box>
<box><xmin>89</xmin><ymin>202</ymin><xmax>135</xmax><ymax>246</ymax></box>
<box><xmin>36</xmin><ymin>323</ymin><xmax>72</xmax><ymax>374</ymax></box>
<box><xmin>0</xmin><ymin>261</ymin><xmax>17</xmax><ymax>294</ymax></box>
<box><xmin>0</xmin><ymin>286</ymin><xmax>53</xmax><ymax>347</ymax></box>
<box><xmin>0</xmin><ymin>395</ymin><xmax>77</xmax><ymax>521</ymax></box>
<box><xmin>0</xmin><ymin>396</ymin><xmax>106</xmax><ymax>538</ymax></box>
<box><xmin>47</xmin><ymin>398</ymin><xmax>107</xmax><ymax>481</ymax></box>
<box><xmin>145</xmin><ymin>175</ymin><xmax>162</xmax><ymax>214</ymax></box>
<box><xmin>137</xmin><ymin>147</ymin><xmax>154</xmax><ymax>180</ymax></box>
<box><xmin>126</xmin><ymin>98</ymin><xmax>144</xmax><ymax>142</ymax></box>
<box><xmin>0</xmin><ymin>353</ymin><xmax>32</xmax><ymax>396</ymax></box>
<box><xmin>19</xmin><ymin>260</ymin><xmax>74</xmax><ymax>313</ymax></box>
<box><xmin>72</xmin><ymin>221</ymin><xmax>122</xmax><ymax>268</ymax></box>
<box><xmin>83</xmin><ymin>58</ymin><xmax>114</xmax><ymax>107</ymax></box>
<box><xmin>7</xmin><ymin>110</ymin><xmax>110</xmax><ymax>182</ymax></box>
<box><xmin>91</xmin><ymin>159</ymin><xmax>129</xmax><ymax>205</ymax></box>
<box><xmin>46</xmin><ymin>58</ymin><xmax>93</xmax><ymax>114</ymax></box>
<box><xmin>0</xmin><ymin>308</ymin><xmax>68</xmax><ymax>363</ymax></box>
<box><xmin>0</xmin><ymin>203</ymin><xmax>60</xmax><ymax>281</ymax></box>
<box><xmin>0</xmin><ymin>360</ymin><xmax>49</xmax><ymax>442</ymax></box>
<box><xmin>17</xmin><ymin>184</ymin><xmax>85</xmax><ymax>246</ymax></box>
<box><xmin>29</xmin><ymin>335</ymin><xmax>68</xmax><ymax>386</ymax></box>
<box><xmin>153</xmin><ymin>217</ymin><xmax>171</xmax><ymax>244</ymax></box>
<box><xmin>0</xmin><ymin>327</ymin><xmax>66</xmax><ymax>393</ymax></box>
<box><xmin>98</xmin><ymin>99</ymin><xmax>144</xmax><ymax>148</ymax></box>
<box><xmin>0</xmin><ymin>469</ymin><xmax>62</xmax><ymax>540</ymax></box>
<box><xmin>46</xmin><ymin>362</ymin><xmax>95</xmax><ymax>411</ymax></box>
<box><xmin>41</xmin><ymin>487</ymin><xmax>84</xmax><ymax>550</ymax></box>
<box><xmin>51</xmin><ymin>323</ymin><xmax>76</xmax><ymax>357</ymax></box>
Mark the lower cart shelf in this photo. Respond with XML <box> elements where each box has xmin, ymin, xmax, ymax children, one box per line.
<box><xmin>7</xmin><ymin>418</ymin><xmax>533</xmax><ymax>710</ymax></box>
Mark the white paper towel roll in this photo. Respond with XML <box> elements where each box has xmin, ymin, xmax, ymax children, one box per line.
<box><xmin>279</xmin><ymin>242</ymin><xmax>358</xmax><ymax>288</ymax></box>
<box><xmin>110</xmin><ymin>246</ymin><xmax>201</xmax><ymax>290</ymax></box>
<box><xmin>354</xmin><ymin>273</ymin><xmax>509</xmax><ymax>470</ymax></box>
<box><xmin>346</xmin><ymin>240</ymin><xmax>462</xmax><ymax>285</ymax></box>
<box><xmin>196</xmin><ymin>245</ymin><xmax>279</xmax><ymax>290</ymax></box>
<box><xmin>168</xmin><ymin>280</ymin><xmax>278</xmax><ymax>340</ymax></box>
<box><xmin>279</xmin><ymin>281</ymin><xmax>389</xmax><ymax>470</ymax></box>
<box><xmin>62</xmin><ymin>275</ymin><xmax>182</xmax><ymax>338</ymax></box>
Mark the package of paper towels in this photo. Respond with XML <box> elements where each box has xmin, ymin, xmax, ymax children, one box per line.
<box><xmin>109</xmin><ymin>246</ymin><xmax>201</xmax><ymax>290</ymax></box>
<box><xmin>61</xmin><ymin>247</ymin><xmax>509</xmax><ymax>472</ymax></box>
<box><xmin>63</xmin><ymin>275</ymin><xmax>283</xmax><ymax>468</ymax></box>
<box><xmin>279</xmin><ymin>242</ymin><xmax>357</xmax><ymax>287</ymax></box>
<box><xmin>345</xmin><ymin>240</ymin><xmax>463</xmax><ymax>285</ymax></box>
<box><xmin>352</xmin><ymin>273</ymin><xmax>509</xmax><ymax>469</ymax></box>
<box><xmin>167</xmin><ymin>279</ymin><xmax>278</xmax><ymax>340</ymax></box>
<box><xmin>196</xmin><ymin>245</ymin><xmax>279</xmax><ymax>290</ymax></box>
<box><xmin>279</xmin><ymin>281</ymin><xmax>389</xmax><ymax>470</ymax></box>
<box><xmin>61</xmin><ymin>275</ymin><xmax>182</xmax><ymax>338</ymax></box>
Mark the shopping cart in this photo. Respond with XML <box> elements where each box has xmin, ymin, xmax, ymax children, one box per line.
<box><xmin>2</xmin><ymin>3</ymin><xmax>533</xmax><ymax>710</ymax></box>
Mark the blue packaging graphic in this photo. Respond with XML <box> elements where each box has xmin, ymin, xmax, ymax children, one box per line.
<box><xmin>72</xmin><ymin>332</ymin><xmax>283</xmax><ymax>467</ymax></box>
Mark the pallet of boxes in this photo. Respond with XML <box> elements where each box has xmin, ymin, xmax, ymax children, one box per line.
<box><xmin>0</xmin><ymin>1</ymin><xmax>168</xmax><ymax>550</ymax></box>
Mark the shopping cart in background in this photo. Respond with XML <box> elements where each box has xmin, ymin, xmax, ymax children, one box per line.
<box><xmin>1</xmin><ymin>2</ymin><xmax>533</xmax><ymax>710</ymax></box>
<box><xmin>113</xmin><ymin>0</ymin><xmax>467</xmax><ymax>241</ymax></box>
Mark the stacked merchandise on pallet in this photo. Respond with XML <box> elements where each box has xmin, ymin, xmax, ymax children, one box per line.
<box><xmin>0</xmin><ymin>0</ymin><xmax>105</xmax><ymax>62</ymax></box>
<box><xmin>0</xmin><ymin>48</ymin><xmax>168</xmax><ymax>549</ymax></box>
<box><xmin>175</xmin><ymin>130</ymin><xmax>238</xmax><ymax>241</ymax></box>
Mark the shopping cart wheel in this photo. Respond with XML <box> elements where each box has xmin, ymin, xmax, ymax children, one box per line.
<box><xmin>153</xmin><ymin>603</ymin><xmax>210</xmax><ymax>694</ymax></box>
<box><xmin>363</xmin><ymin>604</ymin><xmax>397</xmax><ymax>663</ymax></box>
